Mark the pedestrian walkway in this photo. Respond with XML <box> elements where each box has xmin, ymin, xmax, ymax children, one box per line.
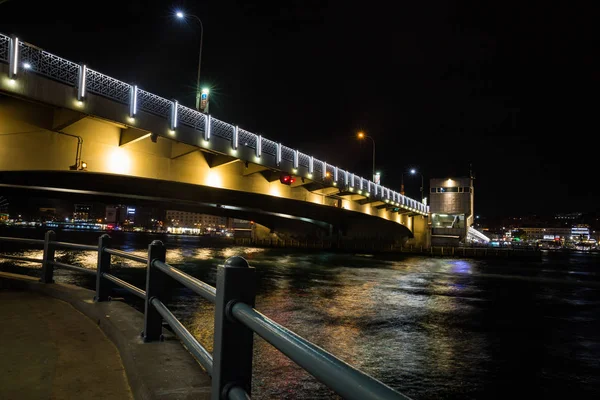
<box><xmin>0</xmin><ymin>289</ymin><xmax>133</xmax><ymax>400</ymax></box>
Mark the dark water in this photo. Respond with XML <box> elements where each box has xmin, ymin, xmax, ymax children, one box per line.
<box><xmin>1</xmin><ymin>229</ymin><xmax>599</xmax><ymax>399</ymax></box>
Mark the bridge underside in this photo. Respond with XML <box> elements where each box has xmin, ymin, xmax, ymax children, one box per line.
<box><xmin>0</xmin><ymin>171</ymin><xmax>415</xmax><ymax>241</ymax></box>
<box><xmin>0</xmin><ymin>82</ymin><xmax>429</xmax><ymax>245</ymax></box>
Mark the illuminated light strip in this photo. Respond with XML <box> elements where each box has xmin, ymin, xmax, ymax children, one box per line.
<box><xmin>9</xmin><ymin>36</ymin><xmax>19</xmax><ymax>78</ymax></box>
<box><xmin>359</xmin><ymin>177</ymin><xmax>363</xmax><ymax>191</ymax></box>
<box><xmin>276</xmin><ymin>143</ymin><xmax>282</xmax><ymax>165</ymax></box>
<box><xmin>322</xmin><ymin>161</ymin><xmax>327</xmax><ymax>179</ymax></box>
<box><xmin>77</xmin><ymin>64</ymin><xmax>87</xmax><ymax>100</ymax></box>
<box><xmin>350</xmin><ymin>173</ymin><xmax>355</xmax><ymax>187</ymax></box>
<box><xmin>293</xmin><ymin>150</ymin><xmax>299</xmax><ymax>169</ymax></box>
<box><xmin>204</xmin><ymin>115</ymin><xmax>211</xmax><ymax>141</ymax></box>
<box><xmin>129</xmin><ymin>85</ymin><xmax>137</xmax><ymax>117</ymax></box>
<box><xmin>170</xmin><ymin>100</ymin><xmax>178</xmax><ymax>129</ymax></box>
<box><xmin>308</xmin><ymin>156</ymin><xmax>313</xmax><ymax>174</ymax></box>
<box><xmin>344</xmin><ymin>170</ymin><xmax>348</xmax><ymax>186</ymax></box>
<box><xmin>256</xmin><ymin>135</ymin><xmax>262</xmax><ymax>158</ymax></box>
<box><xmin>232</xmin><ymin>126</ymin><xmax>238</xmax><ymax>149</ymax></box>
<box><xmin>334</xmin><ymin>167</ymin><xmax>338</xmax><ymax>181</ymax></box>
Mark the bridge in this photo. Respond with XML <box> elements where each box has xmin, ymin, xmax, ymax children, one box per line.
<box><xmin>0</xmin><ymin>33</ymin><xmax>429</xmax><ymax>246</ymax></box>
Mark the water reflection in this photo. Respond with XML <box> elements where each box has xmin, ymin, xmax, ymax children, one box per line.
<box><xmin>1</xmin><ymin>231</ymin><xmax>599</xmax><ymax>399</ymax></box>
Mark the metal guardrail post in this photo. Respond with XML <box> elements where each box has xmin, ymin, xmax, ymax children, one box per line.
<box><xmin>212</xmin><ymin>256</ymin><xmax>256</xmax><ymax>400</ymax></box>
<box><xmin>143</xmin><ymin>240</ymin><xmax>166</xmax><ymax>342</ymax></box>
<box><xmin>40</xmin><ymin>230</ymin><xmax>56</xmax><ymax>283</ymax></box>
<box><xmin>95</xmin><ymin>234</ymin><xmax>111</xmax><ymax>302</ymax></box>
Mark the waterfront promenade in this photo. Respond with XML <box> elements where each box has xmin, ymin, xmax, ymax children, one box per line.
<box><xmin>0</xmin><ymin>272</ymin><xmax>212</xmax><ymax>400</ymax></box>
<box><xmin>0</xmin><ymin>289</ymin><xmax>132</xmax><ymax>400</ymax></box>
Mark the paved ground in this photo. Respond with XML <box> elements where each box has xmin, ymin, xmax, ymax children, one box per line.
<box><xmin>0</xmin><ymin>289</ymin><xmax>133</xmax><ymax>400</ymax></box>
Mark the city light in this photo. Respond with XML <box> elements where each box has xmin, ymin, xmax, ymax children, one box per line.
<box><xmin>201</xmin><ymin>88</ymin><xmax>209</xmax><ymax>94</ymax></box>
<box><xmin>23</xmin><ymin>62</ymin><xmax>31</xmax><ymax>69</ymax></box>
<box><xmin>176</xmin><ymin>11</ymin><xmax>184</xmax><ymax>18</ymax></box>
<box><xmin>357</xmin><ymin>131</ymin><xmax>365</xmax><ymax>139</ymax></box>
<box><xmin>410</xmin><ymin>168</ymin><xmax>416</xmax><ymax>174</ymax></box>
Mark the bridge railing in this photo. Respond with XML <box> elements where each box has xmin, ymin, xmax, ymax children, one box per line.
<box><xmin>0</xmin><ymin>231</ymin><xmax>411</xmax><ymax>400</ymax></box>
<box><xmin>0</xmin><ymin>32</ymin><xmax>428</xmax><ymax>217</ymax></box>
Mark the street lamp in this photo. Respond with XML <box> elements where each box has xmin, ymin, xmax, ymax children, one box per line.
<box><xmin>402</xmin><ymin>168</ymin><xmax>424</xmax><ymax>202</ymax></box>
<box><xmin>357</xmin><ymin>131</ymin><xmax>376</xmax><ymax>182</ymax></box>
<box><xmin>175</xmin><ymin>10</ymin><xmax>205</xmax><ymax>112</ymax></box>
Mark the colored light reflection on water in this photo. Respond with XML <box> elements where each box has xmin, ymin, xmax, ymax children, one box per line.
<box><xmin>1</xmin><ymin>230</ymin><xmax>599</xmax><ymax>399</ymax></box>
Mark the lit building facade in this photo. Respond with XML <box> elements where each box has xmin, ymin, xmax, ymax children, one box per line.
<box><xmin>73</xmin><ymin>204</ymin><xmax>92</xmax><ymax>221</ymax></box>
<box><xmin>429</xmin><ymin>176</ymin><xmax>475</xmax><ymax>245</ymax></box>
<box><xmin>166</xmin><ymin>210</ymin><xmax>229</xmax><ymax>232</ymax></box>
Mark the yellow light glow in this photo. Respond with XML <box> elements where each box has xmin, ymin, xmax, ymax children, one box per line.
<box><xmin>169</xmin><ymin>130</ymin><xmax>176</xmax><ymax>135</ymax></box>
<box><xmin>229</xmin><ymin>149</ymin><xmax>238</xmax><ymax>156</ymax></box>
<box><xmin>308</xmin><ymin>173</ymin><xmax>312</xmax><ymax>178</ymax></box>
<box><xmin>269</xmin><ymin>186</ymin><xmax>281</xmax><ymax>197</ymax></box>
<box><xmin>74</xmin><ymin>100</ymin><xmax>84</xmax><ymax>107</ymax></box>
<box><xmin>107</xmin><ymin>148</ymin><xmax>131</xmax><ymax>175</ymax></box>
<box><xmin>357</xmin><ymin>131</ymin><xmax>365</xmax><ymax>139</ymax></box>
<box><xmin>205</xmin><ymin>171</ymin><xmax>223</xmax><ymax>188</ymax></box>
<box><xmin>254</xmin><ymin>156</ymin><xmax>261</xmax><ymax>163</ymax></box>
<box><xmin>127</xmin><ymin>116</ymin><xmax>135</xmax><ymax>124</ymax></box>
<box><xmin>292</xmin><ymin>168</ymin><xmax>298</xmax><ymax>173</ymax></box>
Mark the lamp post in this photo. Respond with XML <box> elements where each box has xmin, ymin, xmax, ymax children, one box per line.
<box><xmin>357</xmin><ymin>132</ymin><xmax>376</xmax><ymax>182</ymax></box>
<box><xmin>175</xmin><ymin>10</ymin><xmax>205</xmax><ymax>112</ymax></box>
<box><xmin>401</xmin><ymin>168</ymin><xmax>424</xmax><ymax>202</ymax></box>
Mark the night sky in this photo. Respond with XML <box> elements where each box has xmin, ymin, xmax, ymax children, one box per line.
<box><xmin>0</xmin><ymin>0</ymin><xmax>597</xmax><ymax>217</ymax></box>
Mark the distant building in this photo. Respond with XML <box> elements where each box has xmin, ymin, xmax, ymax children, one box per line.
<box><xmin>520</xmin><ymin>227</ymin><xmax>571</xmax><ymax>240</ymax></box>
<box><xmin>105</xmin><ymin>205</ymin><xmax>135</xmax><ymax>225</ymax></box>
<box><xmin>429</xmin><ymin>176</ymin><xmax>488</xmax><ymax>245</ymax></box>
<box><xmin>555</xmin><ymin>212</ymin><xmax>583</xmax><ymax>221</ymax></box>
<box><xmin>165</xmin><ymin>210</ymin><xmax>229</xmax><ymax>231</ymax></box>
<box><xmin>73</xmin><ymin>204</ymin><xmax>91</xmax><ymax>221</ymax></box>
<box><xmin>39</xmin><ymin>208</ymin><xmax>57</xmax><ymax>221</ymax></box>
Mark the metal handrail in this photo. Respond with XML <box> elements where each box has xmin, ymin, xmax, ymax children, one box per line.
<box><xmin>231</xmin><ymin>302</ymin><xmax>410</xmax><ymax>400</ymax></box>
<box><xmin>228</xmin><ymin>386</ymin><xmax>251</xmax><ymax>400</ymax></box>
<box><xmin>50</xmin><ymin>241</ymin><xmax>97</xmax><ymax>251</ymax></box>
<box><xmin>104</xmin><ymin>248</ymin><xmax>147</xmax><ymax>264</ymax></box>
<box><xmin>49</xmin><ymin>261</ymin><xmax>96</xmax><ymax>276</ymax></box>
<box><xmin>0</xmin><ymin>236</ymin><xmax>45</xmax><ymax>245</ymax></box>
<box><xmin>150</xmin><ymin>297</ymin><xmax>213</xmax><ymax>373</ymax></box>
<box><xmin>153</xmin><ymin>259</ymin><xmax>216</xmax><ymax>303</ymax></box>
<box><xmin>0</xmin><ymin>231</ymin><xmax>410</xmax><ymax>399</ymax></box>
<box><xmin>102</xmin><ymin>273</ymin><xmax>146</xmax><ymax>299</ymax></box>
<box><xmin>0</xmin><ymin>254</ymin><xmax>43</xmax><ymax>263</ymax></box>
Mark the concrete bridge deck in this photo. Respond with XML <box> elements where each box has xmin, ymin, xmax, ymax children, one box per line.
<box><xmin>0</xmin><ymin>289</ymin><xmax>132</xmax><ymax>400</ymax></box>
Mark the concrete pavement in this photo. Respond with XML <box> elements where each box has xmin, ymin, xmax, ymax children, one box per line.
<box><xmin>0</xmin><ymin>289</ymin><xmax>133</xmax><ymax>400</ymax></box>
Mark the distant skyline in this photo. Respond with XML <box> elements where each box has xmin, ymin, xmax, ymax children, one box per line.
<box><xmin>0</xmin><ymin>0</ymin><xmax>597</xmax><ymax>216</ymax></box>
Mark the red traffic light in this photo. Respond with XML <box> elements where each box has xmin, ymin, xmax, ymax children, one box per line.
<box><xmin>279</xmin><ymin>174</ymin><xmax>296</xmax><ymax>185</ymax></box>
